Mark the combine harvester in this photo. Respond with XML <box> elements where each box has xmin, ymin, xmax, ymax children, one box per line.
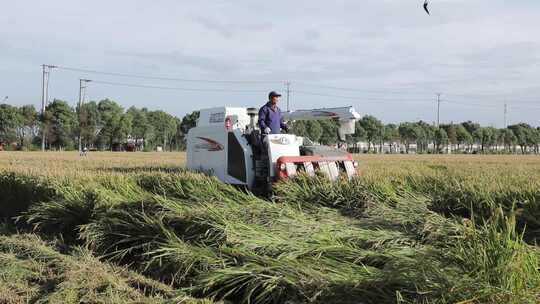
<box><xmin>187</xmin><ymin>106</ymin><xmax>361</xmax><ymax>194</ymax></box>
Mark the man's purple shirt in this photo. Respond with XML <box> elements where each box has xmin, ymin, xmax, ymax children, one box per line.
<box><xmin>258</xmin><ymin>102</ymin><xmax>287</xmax><ymax>134</ymax></box>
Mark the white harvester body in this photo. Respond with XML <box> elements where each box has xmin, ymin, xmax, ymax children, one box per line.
<box><xmin>187</xmin><ymin>106</ymin><xmax>360</xmax><ymax>192</ymax></box>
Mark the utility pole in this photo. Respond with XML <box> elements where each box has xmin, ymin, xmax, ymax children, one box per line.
<box><xmin>78</xmin><ymin>79</ymin><xmax>92</xmax><ymax>152</ymax></box>
<box><xmin>285</xmin><ymin>81</ymin><xmax>291</xmax><ymax>112</ymax></box>
<box><xmin>436</xmin><ymin>93</ymin><xmax>442</xmax><ymax>128</ymax></box>
<box><xmin>504</xmin><ymin>103</ymin><xmax>508</xmax><ymax>128</ymax></box>
<box><xmin>41</xmin><ymin>64</ymin><xmax>57</xmax><ymax>151</ymax></box>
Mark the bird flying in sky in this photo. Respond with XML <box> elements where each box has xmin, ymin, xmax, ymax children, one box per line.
<box><xmin>424</xmin><ymin>0</ymin><xmax>430</xmax><ymax>15</ymax></box>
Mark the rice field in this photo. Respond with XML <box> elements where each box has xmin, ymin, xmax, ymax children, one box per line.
<box><xmin>1</xmin><ymin>152</ymin><xmax>539</xmax><ymax>303</ymax></box>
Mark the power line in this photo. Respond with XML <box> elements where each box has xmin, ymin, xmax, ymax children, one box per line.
<box><xmin>86</xmin><ymin>79</ymin><xmax>437</xmax><ymax>104</ymax></box>
<box><xmin>295</xmin><ymin>82</ymin><xmax>534</xmax><ymax>99</ymax></box>
<box><xmin>295</xmin><ymin>81</ymin><xmax>436</xmax><ymax>95</ymax></box>
<box><xmin>440</xmin><ymin>99</ymin><xmax>540</xmax><ymax>111</ymax></box>
<box><xmin>444</xmin><ymin>92</ymin><xmax>540</xmax><ymax>103</ymax></box>
<box><xmin>293</xmin><ymin>90</ymin><xmax>436</xmax><ymax>104</ymax></box>
<box><xmin>56</xmin><ymin>65</ymin><xmax>532</xmax><ymax>100</ymax></box>
<box><xmin>442</xmin><ymin>99</ymin><xmax>503</xmax><ymax>109</ymax></box>
<box><xmin>297</xmin><ymin>89</ymin><xmax>540</xmax><ymax>112</ymax></box>
<box><xmin>56</xmin><ymin>65</ymin><xmax>284</xmax><ymax>84</ymax></box>
<box><xmin>50</xmin><ymin>64</ymin><xmax>540</xmax><ymax>113</ymax></box>
<box><xmin>296</xmin><ymin>83</ymin><xmax>539</xmax><ymax>105</ymax></box>
<box><xmin>86</xmin><ymin>80</ymin><xmax>540</xmax><ymax>111</ymax></box>
<box><xmin>297</xmin><ymin>81</ymin><xmax>540</xmax><ymax>103</ymax></box>
<box><xmin>52</xmin><ymin>65</ymin><xmax>540</xmax><ymax>103</ymax></box>
<box><xmin>506</xmin><ymin>104</ymin><xmax>540</xmax><ymax>110</ymax></box>
<box><xmin>91</xmin><ymin>80</ymin><xmax>268</xmax><ymax>93</ymax></box>
<box><xmin>51</xmin><ymin>64</ymin><xmax>540</xmax><ymax>100</ymax></box>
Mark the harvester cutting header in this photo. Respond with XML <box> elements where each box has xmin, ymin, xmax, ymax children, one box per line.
<box><xmin>187</xmin><ymin>91</ymin><xmax>361</xmax><ymax>194</ymax></box>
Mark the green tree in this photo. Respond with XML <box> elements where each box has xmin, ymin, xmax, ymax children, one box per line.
<box><xmin>500</xmin><ymin>128</ymin><xmax>517</xmax><ymax>153</ymax></box>
<box><xmin>79</xmin><ymin>101</ymin><xmax>100</xmax><ymax>149</ymax></box>
<box><xmin>44</xmin><ymin>100</ymin><xmax>77</xmax><ymax>150</ymax></box>
<box><xmin>537</xmin><ymin>128</ymin><xmax>540</xmax><ymax>154</ymax></box>
<box><xmin>347</xmin><ymin>122</ymin><xmax>366</xmax><ymax>152</ymax></box>
<box><xmin>462</xmin><ymin>121</ymin><xmax>480</xmax><ymax>152</ymax></box>
<box><xmin>441</xmin><ymin>123</ymin><xmax>457</xmax><ymax>151</ymax></box>
<box><xmin>169</xmin><ymin>111</ymin><xmax>200</xmax><ymax>151</ymax></box>
<box><xmin>413</xmin><ymin>121</ymin><xmax>435</xmax><ymax>153</ymax></box>
<box><xmin>398</xmin><ymin>122</ymin><xmax>419</xmax><ymax>153</ymax></box>
<box><xmin>472</xmin><ymin>127</ymin><xmax>498</xmax><ymax>153</ymax></box>
<box><xmin>383</xmin><ymin>124</ymin><xmax>400</xmax><ymax>153</ymax></box>
<box><xmin>462</xmin><ymin>121</ymin><xmax>480</xmax><ymax>136</ymax></box>
<box><xmin>180</xmin><ymin>111</ymin><xmax>199</xmax><ymax>136</ymax></box>
<box><xmin>318</xmin><ymin>120</ymin><xmax>339</xmax><ymax>145</ymax></box>
<box><xmin>148</xmin><ymin>110</ymin><xmax>177</xmax><ymax>151</ymax></box>
<box><xmin>434</xmin><ymin>128</ymin><xmax>448</xmax><ymax>153</ymax></box>
<box><xmin>127</xmin><ymin>106</ymin><xmax>153</xmax><ymax>151</ymax></box>
<box><xmin>117</xmin><ymin>114</ymin><xmax>133</xmax><ymax>145</ymax></box>
<box><xmin>486</xmin><ymin>127</ymin><xmax>499</xmax><ymax>152</ymax></box>
<box><xmin>508</xmin><ymin>123</ymin><xmax>534</xmax><ymax>154</ymax></box>
<box><xmin>292</xmin><ymin>120</ymin><xmax>324</xmax><ymax>143</ymax></box>
<box><xmin>471</xmin><ymin>129</ymin><xmax>483</xmax><ymax>152</ymax></box>
<box><xmin>171</xmin><ymin>117</ymin><xmax>183</xmax><ymax>150</ymax></box>
<box><xmin>290</xmin><ymin>120</ymin><xmax>308</xmax><ymax>138</ymax></box>
<box><xmin>531</xmin><ymin>127</ymin><xmax>540</xmax><ymax>154</ymax></box>
<box><xmin>472</xmin><ymin>128</ymin><xmax>484</xmax><ymax>152</ymax></box>
<box><xmin>358</xmin><ymin>115</ymin><xmax>383</xmax><ymax>152</ymax></box>
<box><xmin>305</xmin><ymin>121</ymin><xmax>323</xmax><ymax>143</ymax></box>
<box><xmin>17</xmin><ymin>105</ymin><xmax>38</xmax><ymax>149</ymax></box>
<box><xmin>96</xmin><ymin>99</ymin><xmax>125</xmax><ymax>150</ymax></box>
<box><xmin>0</xmin><ymin>104</ymin><xmax>22</xmax><ymax>146</ymax></box>
<box><xmin>455</xmin><ymin>124</ymin><xmax>473</xmax><ymax>151</ymax></box>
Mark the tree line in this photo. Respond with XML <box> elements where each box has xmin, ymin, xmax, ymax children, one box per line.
<box><xmin>1</xmin><ymin>99</ymin><xmax>539</xmax><ymax>154</ymax></box>
<box><xmin>0</xmin><ymin>99</ymin><xmax>198</xmax><ymax>151</ymax></box>
<box><xmin>292</xmin><ymin>116</ymin><xmax>540</xmax><ymax>154</ymax></box>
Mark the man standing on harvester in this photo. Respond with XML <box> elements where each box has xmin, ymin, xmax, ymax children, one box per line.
<box><xmin>258</xmin><ymin>91</ymin><xmax>288</xmax><ymax>134</ymax></box>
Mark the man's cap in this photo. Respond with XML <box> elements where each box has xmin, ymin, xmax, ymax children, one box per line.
<box><xmin>268</xmin><ymin>91</ymin><xmax>282</xmax><ymax>99</ymax></box>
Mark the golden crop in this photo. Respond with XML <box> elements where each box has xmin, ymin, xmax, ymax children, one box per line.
<box><xmin>1</xmin><ymin>152</ymin><xmax>539</xmax><ymax>303</ymax></box>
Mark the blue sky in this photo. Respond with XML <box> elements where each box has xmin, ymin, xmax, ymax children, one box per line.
<box><xmin>1</xmin><ymin>0</ymin><xmax>539</xmax><ymax>127</ymax></box>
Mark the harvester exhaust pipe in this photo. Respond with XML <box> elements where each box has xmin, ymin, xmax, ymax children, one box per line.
<box><xmin>247</xmin><ymin>107</ymin><xmax>258</xmax><ymax>130</ymax></box>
